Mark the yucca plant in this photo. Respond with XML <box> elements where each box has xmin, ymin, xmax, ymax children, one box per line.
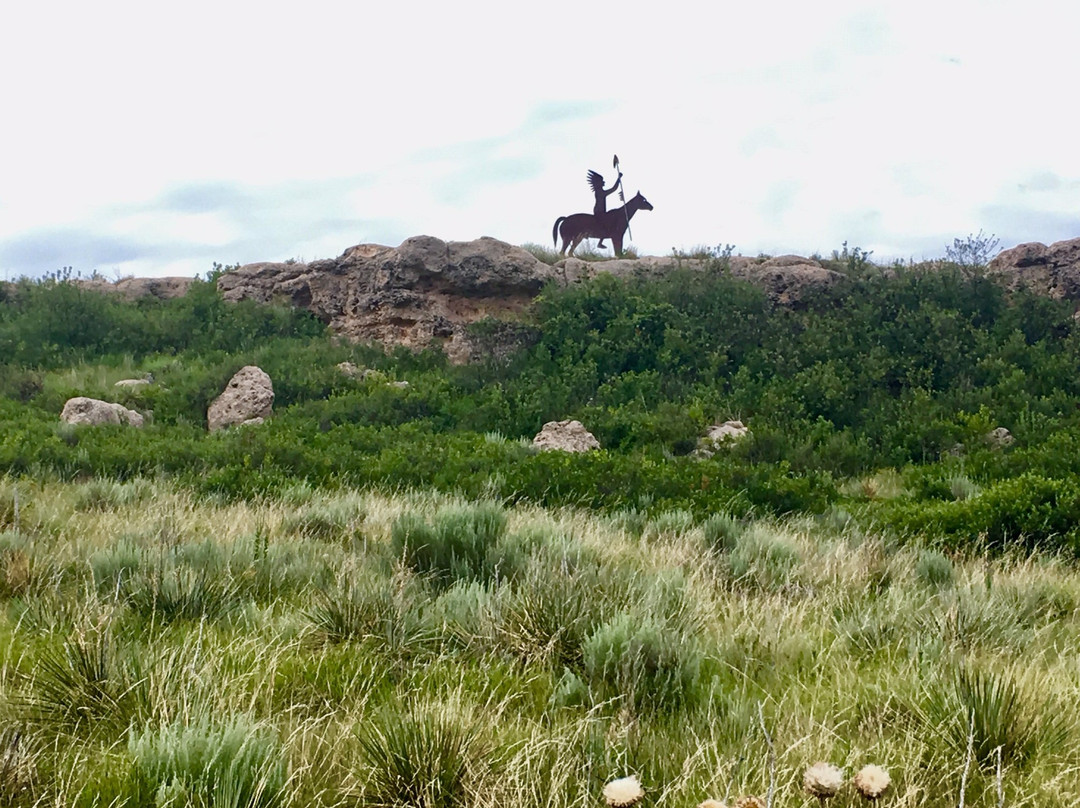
<box><xmin>922</xmin><ymin>664</ymin><xmax>1067</xmax><ymax>767</ymax></box>
<box><xmin>20</xmin><ymin>631</ymin><xmax>148</xmax><ymax>738</ymax></box>
<box><xmin>355</xmin><ymin>699</ymin><xmax>490</xmax><ymax>808</ymax></box>
<box><xmin>308</xmin><ymin>570</ymin><xmax>433</xmax><ymax>655</ymax></box>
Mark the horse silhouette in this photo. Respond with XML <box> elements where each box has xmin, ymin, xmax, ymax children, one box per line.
<box><xmin>552</xmin><ymin>192</ymin><xmax>654</xmax><ymax>257</ymax></box>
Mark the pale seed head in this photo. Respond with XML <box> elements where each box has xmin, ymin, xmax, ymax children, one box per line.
<box><xmin>733</xmin><ymin>797</ymin><xmax>766</xmax><ymax>808</ymax></box>
<box><xmin>697</xmin><ymin>800</ymin><xmax>728</xmax><ymax>808</ymax></box>
<box><xmin>603</xmin><ymin>775</ymin><xmax>645</xmax><ymax>808</ymax></box>
<box><xmin>804</xmin><ymin>762</ymin><xmax>845</xmax><ymax>799</ymax></box>
<box><xmin>853</xmin><ymin>765</ymin><xmax>891</xmax><ymax>800</ymax></box>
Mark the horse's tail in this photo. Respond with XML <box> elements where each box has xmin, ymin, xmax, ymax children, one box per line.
<box><xmin>552</xmin><ymin>216</ymin><xmax>566</xmax><ymax>248</ymax></box>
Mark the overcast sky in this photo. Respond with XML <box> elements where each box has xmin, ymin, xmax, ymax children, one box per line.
<box><xmin>2</xmin><ymin>0</ymin><xmax>1078</xmax><ymax>279</ymax></box>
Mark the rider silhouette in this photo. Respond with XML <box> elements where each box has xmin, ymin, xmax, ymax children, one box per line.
<box><xmin>587</xmin><ymin>169</ymin><xmax>622</xmax><ymax>248</ymax></box>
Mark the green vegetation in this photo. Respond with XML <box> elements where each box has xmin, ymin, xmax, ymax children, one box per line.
<box><xmin>5</xmin><ymin>253</ymin><xmax>1080</xmax><ymax>547</ymax></box>
<box><xmin>3</xmin><ymin>248</ymin><xmax>1080</xmax><ymax>804</ymax></box>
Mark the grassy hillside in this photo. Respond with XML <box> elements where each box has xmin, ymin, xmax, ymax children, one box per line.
<box><xmin>3</xmin><ymin>253</ymin><xmax>1080</xmax><ymax>806</ymax></box>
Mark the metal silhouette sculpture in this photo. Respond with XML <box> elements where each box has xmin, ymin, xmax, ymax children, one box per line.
<box><xmin>587</xmin><ymin>167</ymin><xmax>622</xmax><ymax>248</ymax></box>
<box><xmin>552</xmin><ymin>191</ymin><xmax>654</xmax><ymax>258</ymax></box>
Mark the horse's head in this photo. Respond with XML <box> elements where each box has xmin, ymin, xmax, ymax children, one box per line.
<box><xmin>630</xmin><ymin>192</ymin><xmax>653</xmax><ymax>211</ymax></box>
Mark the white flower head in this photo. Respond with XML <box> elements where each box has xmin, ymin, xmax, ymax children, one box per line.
<box><xmin>604</xmin><ymin>775</ymin><xmax>645</xmax><ymax>808</ymax></box>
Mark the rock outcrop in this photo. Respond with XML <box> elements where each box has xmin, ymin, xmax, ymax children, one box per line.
<box><xmin>533</xmin><ymin>420</ymin><xmax>601</xmax><ymax>452</ymax></box>
<box><xmin>61</xmin><ymin>397</ymin><xmax>144</xmax><ymax>427</ymax></box>
<box><xmin>988</xmin><ymin>237</ymin><xmax>1080</xmax><ymax>299</ymax></box>
<box><xmin>76</xmin><ymin>276</ymin><xmax>196</xmax><ymax>301</ymax></box>
<box><xmin>207</xmin><ymin>366</ymin><xmax>274</xmax><ymax>432</ymax></box>
<box><xmin>554</xmin><ymin>253</ymin><xmax>844</xmax><ymax>305</ymax></box>
<box><xmin>218</xmin><ymin>236</ymin><xmax>555</xmax><ymax>364</ymax></box>
<box><xmin>216</xmin><ymin>237</ymin><xmax>845</xmax><ymax>361</ymax></box>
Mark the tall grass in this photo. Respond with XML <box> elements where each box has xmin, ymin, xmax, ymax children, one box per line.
<box><xmin>3</xmin><ymin>480</ymin><xmax>1080</xmax><ymax>807</ymax></box>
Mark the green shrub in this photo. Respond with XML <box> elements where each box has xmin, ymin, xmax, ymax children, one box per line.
<box><xmin>914</xmin><ymin>549</ymin><xmax>954</xmax><ymax>589</ymax></box>
<box><xmin>391</xmin><ymin>502</ymin><xmax>508</xmax><ymax>586</ymax></box>
<box><xmin>886</xmin><ymin>473</ymin><xmax>1080</xmax><ymax>553</ymax></box>
<box><xmin>582</xmin><ymin>610</ymin><xmax>703</xmax><ymax>714</ymax></box>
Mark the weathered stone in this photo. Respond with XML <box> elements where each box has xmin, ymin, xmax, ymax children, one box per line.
<box><xmin>336</xmin><ymin>361</ymin><xmax>362</xmax><ymax>378</ymax></box>
<box><xmin>986</xmin><ymin>427</ymin><xmax>1014</xmax><ymax>448</ymax></box>
<box><xmin>61</xmin><ymin>397</ymin><xmax>144</xmax><ymax>427</ymax></box>
<box><xmin>77</xmin><ymin>276</ymin><xmax>195</xmax><ymax>301</ymax></box>
<box><xmin>114</xmin><ymin>379</ymin><xmax>150</xmax><ymax>388</ymax></box>
<box><xmin>533</xmin><ymin>420</ymin><xmax>600</xmax><ymax>452</ymax></box>
<box><xmin>695</xmin><ymin>420</ymin><xmax>749</xmax><ymax>456</ymax></box>
<box><xmin>207</xmin><ymin>366</ymin><xmax>274</xmax><ymax>432</ymax></box>
<box><xmin>988</xmin><ymin>237</ymin><xmax>1080</xmax><ymax>299</ymax></box>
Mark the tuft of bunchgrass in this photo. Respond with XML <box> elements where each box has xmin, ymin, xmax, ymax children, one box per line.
<box><xmin>355</xmin><ymin>698</ymin><xmax>491</xmax><ymax>808</ymax></box>
<box><xmin>280</xmin><ymin>496</ymin><xmax>365</xmax><ymax>541</ymax></box>
<box><xmin>914</xmin><ymin>548</ymin><xmax>954</xmax><ymax>589</ymax></box>
<box><xmin>73</xmin><ymin>478</ymin><xmax>155</xmax><ymax>511</ymax></box>
<box><xmin>701</xmin><ymin>512</ymin><xmax>744</xmax><ymax>553</ymax></box>
<box><xmin>0</xmin><ymin>532</ymin><xmax>33</xmax><ymax>599</ymax></box>
<box><xmin>126</xmin><ymin>563</ymin><xmax>241</xmax><ymax>623</ymax></box>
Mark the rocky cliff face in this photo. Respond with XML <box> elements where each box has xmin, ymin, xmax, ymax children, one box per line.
<box><xmin>215</xmin><ymin>236</ymin><xmax>845</xmax><ymax>361</ymax></box>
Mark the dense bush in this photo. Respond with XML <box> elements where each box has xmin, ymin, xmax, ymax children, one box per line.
<box><xmin>6</xmin><ymin>259</ymin><xmax>1080</xmax><ymax>551</ymax></box>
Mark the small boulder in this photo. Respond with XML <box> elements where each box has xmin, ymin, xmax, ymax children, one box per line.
<box><xmin>386</xmin><ymin>380</ymin><xmax>410</xmax><ymax>389</ymax></box>
<box><xmin>114</xmin><ymin>378</ymin><xmax>150</xmax><ymax>388</ymax></box>
<box><xmin>986</xmin><ymin>427</ymin><xmax>1014</xmax><ymax>448</ymax></box>
<box><xmin>61</xmin><ymin>397</ymin><xmax>144</xmax><ymax>427</ymax></box>
<box><xmin>207</xmin><ymin>366</ymin><xmax>274</xmax><ymax>432</ymax></box>
<box><xmin>336</xmin><ymin>361</ymin><xmax>361</xmax><ymax>378</ymax></box>
<box><xmin>533</xmin><ymin>420</ymin><xmax>600</xmax><ymax>452</ymax></box>
<box><xmin>695</xmin><ymin>420</ymin><xmax>749</xmax><ymax>456</ymax></box>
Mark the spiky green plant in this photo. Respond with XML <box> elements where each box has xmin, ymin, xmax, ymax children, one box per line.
<box><xmin>20</xmin><ymin>632</ymin><xmax>148</xmax><ymax>737</ymax></box>
<box><xmin>922</xmin><ymin>664</ymin><xmax>1068</xmax><ymax>767</ymax></box>
<box><xmin>355</xmin><ymin>699</ymin><xmax>490</xmax><ymax>808</ymax></box>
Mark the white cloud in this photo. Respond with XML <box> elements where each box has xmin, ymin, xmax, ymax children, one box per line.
<box><xmin>2</xmin><ymin>0</ymin><xmax>1078</xmax><ymax>277</ymax></box>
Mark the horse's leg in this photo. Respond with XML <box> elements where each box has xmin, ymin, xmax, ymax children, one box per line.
<box><xmin>568</xmin><ymin>232</ymin><xmax>585</xmax><ymax>256</ymax></box>
<box><xmin>613</xmin><ymin>230</ymin><xmax>624</xmax><ymax>258</ymax></box>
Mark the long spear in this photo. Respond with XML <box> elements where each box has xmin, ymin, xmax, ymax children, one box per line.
<box><xmin>613</xmin><ymin>154</ymin><xmax>632</xmax><ymax>241</ymax></box>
